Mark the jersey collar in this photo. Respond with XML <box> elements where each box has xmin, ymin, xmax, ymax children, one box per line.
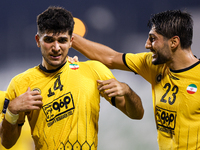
<box><xmin>39</xmin><ymin>62</ymin><xmax>67</xmax><ymax>73</ymax></box>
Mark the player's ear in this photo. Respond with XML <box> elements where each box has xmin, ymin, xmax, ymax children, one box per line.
<box><xmin>170</xmin><ymin>36</ymin><xmax>180</xmax><ymax>50</ymax></box>
<box><xmin>69</xmin><ymin>36</ymin><xmax>74</xmax><ymax>48</ymax></box>
<box><xmin>35</xmin><ymin>34</ymin><xmax>41</xmax><ymax>47</ymax></box>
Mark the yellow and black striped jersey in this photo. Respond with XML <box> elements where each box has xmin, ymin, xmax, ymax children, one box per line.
<box><xmin>123</xmin><ymin>52</ymin><xmax>200</xmax><ymax>150</ymax></box>
<box><xmin>6</xmin><ymin>60</ymin><xmax>115</xmax><ymax>150</ymax></box>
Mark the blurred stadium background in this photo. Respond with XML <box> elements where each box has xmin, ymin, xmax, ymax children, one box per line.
<box><xmin>0</xmin><ymin>0</ymin><xmax>200</xmax><ymax>149</ymax></box>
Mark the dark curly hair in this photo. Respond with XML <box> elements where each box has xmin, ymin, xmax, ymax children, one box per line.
<box><xmin>147</xmin><ymin>10</ymin><xmax>193</xmax><ymax>49</ymax></box>
<box><xmin>37</xmin><ymin>6</ymin><xmax>74</xmax><ymax>37</ymax></box>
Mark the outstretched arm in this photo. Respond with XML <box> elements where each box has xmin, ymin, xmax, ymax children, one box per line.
<box><xmin>72</xmin><ymin>34</ymin><xmax>130</xmax><ymax>71</ymax></box>
<box><xmin>98</xmin><ymin>79</ymin><xmax>144</xmax><ymax>119</ymax></box>
<box><xmin>0</xmin><ymin>87</ymin><xmax>43</xmax><ymax>149</ymax></box>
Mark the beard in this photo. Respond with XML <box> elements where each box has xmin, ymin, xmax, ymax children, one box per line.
<box><xmin>152</xmin><ymin>51</ymin><xmax>171</xmax><ymax>65</ymax></box>
<box><xmin>151</xmin><ymin>42</ymin><xmax>171</xmax><ymax>65</ymax></box>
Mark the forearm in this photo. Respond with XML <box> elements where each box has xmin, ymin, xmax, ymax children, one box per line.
<box><xmin>72</xmin><ymin>33</ymin><xmax>118</xmax><ymax>68</ymax></box>
<box><xmin>0</xmin><ymin>118</ymin><xmax>21</xmax><ymax>149</ymax></box>
<box><xmin>98</xmin><ymin>79</ymin><xmax>144</xmax><ymax>119</ymax></box>
<box><xmin>0</xmin><ymin>99</ymin><xmax>22</xmax><ymax>148</ymax></box>
<box><xmin>0</xmin><ymin>87</ymin><xmax>42</xmax><ymax>148</ymax></box>
<box><xmin>123</xmin><ymin>86</ymin><xmax>144</xmax><ymax>119</ymax></box>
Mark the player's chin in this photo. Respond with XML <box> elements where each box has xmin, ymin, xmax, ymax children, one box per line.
<box><xmin>152</xmin><ymin>58</ymin><xmax>166</xmax><ymax>65</ymax></box>
<box><xmin>152</xmin><ymin>58</ymin><xmax>159</xmax><ymax>65</ymax></box>
<box><xmin>49</xmin><ymin>61</ymin><xmax>64</xmax><ymax>68</ymax></box>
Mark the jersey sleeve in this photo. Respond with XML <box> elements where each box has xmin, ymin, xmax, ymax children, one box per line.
<box><xmin>87</xmin><ymin>60</ymin><xmax>116</xmax><ymax>105</ymax></box>
<box><xmin>123</xmin><ymin>52</ymin><xmax>157</xmax><ymax>83</ymax></box>
<box><xmin>5</xmin><ymin>75</ymin><xmax>28</xmax><ymax>124</ymax></box>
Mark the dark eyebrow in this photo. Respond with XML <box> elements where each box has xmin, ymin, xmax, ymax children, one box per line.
<box><xmin>149</xmin><ymin>33</ymin><xmax>155</xmax><ymax>36</ymax></box>
<box><xmin>58</xmin><ymin>37</ymin><xmax>68</xmax><ymax>39</ymax></box>
<box><xmin>43</xmin><ymin>35</ymin><xmax>54</xmax><ymax>38</ymax></box>
<box><xmin>44</xmin><ymin>36</ymin><xmax>68</xmax><ymax>39</ymax></box>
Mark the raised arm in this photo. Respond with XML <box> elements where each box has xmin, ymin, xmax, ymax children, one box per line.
<box><xmin>97</xmin><ymin>79</ymin><xmax>144</xmax><ymax>119</ymax></box>
<box><xmin>0</xmin><ymin>87</ymin><xmax>43</xmax><ymax>149</ymax></box>
<box><xmin>72</xmin><ymin>34</ymin><xmax>130</xmax><ymax>70</ymax></box>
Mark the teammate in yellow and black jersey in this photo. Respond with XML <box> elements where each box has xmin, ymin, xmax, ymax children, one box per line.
<box><xmin>0</xmin><ymin>6</ymin><xmax>143</xmax><ymax>150</ymax></box>
<box><xmin>71</xmin><ymin>10</ymin><xmax>200</xmax><ymax>150</ymax></box>
<box><xmin>6</xmin><ymin>60</ymin><xmax>116</xmax><ymax>149</ymax></box>
<box><xmin>124</xmin><ymin>52</ymin><xmax>200</xmax><ymax>149</ymax></box>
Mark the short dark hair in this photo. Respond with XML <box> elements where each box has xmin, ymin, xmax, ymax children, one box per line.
<box><xmin>37</xmin><ymin>6</ymin><xmax>74</xmax><ymax>36</ymax></box>
<box><xmin>147</xmin><ymin>10</ymin><xmax>193</xmax><ymax>49</ymax></box>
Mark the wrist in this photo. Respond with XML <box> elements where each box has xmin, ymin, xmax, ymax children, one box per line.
<box><xmin>8</xmin><ymin>100</ymin><xmax>19</xmax><ymax>114</ymax></box>
<box><xmin>5</xmin><ymin>108</ymin><xmax>19</xmax><ymax>125</ymax></box>
<box><xmin>123</xmin><ymin>83</ymin><xmax>131</xmax><ymax>96</ymax></box>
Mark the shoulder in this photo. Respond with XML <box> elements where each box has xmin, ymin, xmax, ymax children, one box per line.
<box><xmin>11</xmin><ymin>66</ymin><xmax>40</xmax><ymax>83</ymax></box>
<box><xmin>80</xmin><ymin>60</ymin><xmax>111</xmax><ymax>73</ymax></box>
<box><xmin>79</xmin><ymin>60</ymin><xmax>114</xmax><ymax>79</ymax></box>
<box><xmin>80</xmin><ymin>60</ymin><xmax>109</xmax><ymax>69</ymax></box>
<box><xmin>124</xmin><ymin>52</ymin><xmax>153</xmax><ymax>62</ymax></box>
<box><xmin>123</xmin><ymin>52</ymin><xmax>153</xmax><ymax>72</ymax></box>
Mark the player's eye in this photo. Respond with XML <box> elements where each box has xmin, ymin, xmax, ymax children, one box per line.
<box><xmin>44</xmin><ymin>37</ymin><xmax>54</xmax><ymax>43</ymax></box>
<box><xmin>58</xmin><ymin>38</ymin><xmax>68</xmax><ymax>43</ymax></box>
<box><xmin>149</xmin><ymin>36</ymin><xmax>156</xmax><ymax>42</ymax></box>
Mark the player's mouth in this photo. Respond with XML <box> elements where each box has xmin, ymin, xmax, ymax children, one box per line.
<box><xmin>150</xmin><ymin>49</ymin><xmax>157</xmax><ymax>59</ymax></box>
<box><xmin>50</xmin><ymin>54</ymin><xmax>61</xmax><ymax>59</ymax></box>
<box><xmin>150</xmin><ymin>49</ymin><xmax>156</xmax><ymax>53</ymax></box>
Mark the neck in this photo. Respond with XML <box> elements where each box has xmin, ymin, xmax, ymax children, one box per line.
<box><xmin>167</xmin><ymin>48</ymin><xmax>199</xmax><ymax>70</ymax></box>
<box><xmin>42</xmin><ymin>58</ymin><xmax>67</xmax><ymax>71</ymax></box>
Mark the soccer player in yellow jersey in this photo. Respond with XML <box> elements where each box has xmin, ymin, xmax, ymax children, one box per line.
<box><xmin>0</xmin><ymin>6</ymin><xmax>144</xmax><ymax>150</ymax></box>
<box><xmin>71</xmin><ymin>10</ymin><xmax>200</xmax><ymax>149</ymax></box>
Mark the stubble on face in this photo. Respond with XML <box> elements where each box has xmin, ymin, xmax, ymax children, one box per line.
<box><xmin>152</xmin><ymin>42</ymin><xmax>171</xmax><ymax>65</ymax></box>
<box><xmin>149</xmin><ymin>32</ymin><xmax>172</xmax><ymax>65</ymax></box>
<box><xmin>39</xmin><ymin>32</ymin><xmax>72</xmax><ymax>70</ymax></box>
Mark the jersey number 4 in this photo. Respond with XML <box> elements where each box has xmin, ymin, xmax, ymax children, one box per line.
<box><xmin>48</xmin><ymin>73</ymin><xmax>63</xmax><ymax>97</ymax></box>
